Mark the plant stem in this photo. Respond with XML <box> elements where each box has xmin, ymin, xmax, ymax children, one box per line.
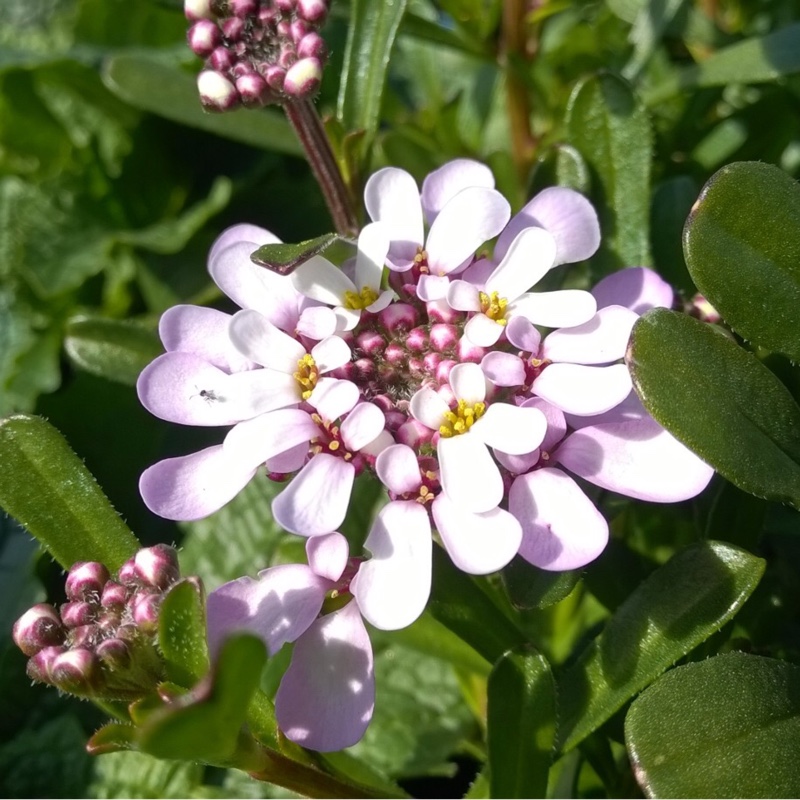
<box><xmin>284</xmin><ymin>99</ymin><xmax>360</xmax><ymax>237</ymax></box>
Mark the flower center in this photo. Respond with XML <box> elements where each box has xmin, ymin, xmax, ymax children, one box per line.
<box><xmin>439</xmin><ymin>399</ymin><xmax>486</xmax><ymax>438</ymax></box>
<box><xmin>479</xmin><ymin>291</ymin><xmax>508</xmax><ymax>324</ymax></box>
<box><xmin>413</xmin><ymin>247</ymin><xmax>429</xmax><ymax>274</ymax></box>
<box><xmin>294</xmin><ymin>354</ymin><xmax>319</xmax><ymax>400</ymax></box>
<box><xmin>310</xmin><ymin>414</ymin><xmax>355</xmax><ymax>462</ymax></box>
<box><xmin>344</xmin><ymin>286</ymin><xmax>379</xmax><ymax>310</ymax></box>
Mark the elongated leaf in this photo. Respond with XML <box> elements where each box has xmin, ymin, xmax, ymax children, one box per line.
<box><xmin>488</xmin><ymin>648</ymin><xmax>556</xmax><ymax>798</ymax></box>
<box><xmin>337</xmin><ymin>0</ymin><xmax>408</xmax><ymax>137</ymax></box>
<box><xmin>502</xmin><ymin>556</ymin><xmax>580</xmax><ymax>610</ymax></box>
<box><xmin>565</xmin><ymin>73</ymin><xmax>652</xmax><ymax>269</ymax></box>
<box><xmin>626</xmin><ymin>653</ymin><xmax>800</xmax><ymax>798</ymax></box>
<box><xmin>102</xmin><ymin>55</ymin><xmax>302</xmax><ymax>156</ymax></box>
<box><xmin>428</xmin><ymin>545</ymin><xmax>526</xmax><ymax>664</ymax></box>
<box><xmin>628</xmin><ymin>309</ymin><xmax>800</xmax><ymax>508</ymax></box>
<box><xmin>250</xmin><ymin>232</ymin><xmax>351</xmax><ymax>275</ymax></box>
<box><xmin>0</xmin><ymin>414</ymin><xmax>139</xmax><ymax>570</ymax></box>
<box><xmin>64</xmin><ymin>316</ymin><xmax>163</xmax><ymax>386</ymax></box>
<box><xmin>683</xmin><ymin>161</ymin><xmax>800</xmax><ymax>361</ymax></box>
<box><xmin>158</xmin><ymin>578</ymin><xmax>210</xmax><ymax>689</ymax></box>
<box><xmin>556</xmin><ymin>541</ymin><xmax>764</xmax><ymax>752</ymax></box>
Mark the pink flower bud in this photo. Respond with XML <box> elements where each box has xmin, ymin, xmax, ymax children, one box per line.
<box><xmin>353</xmin><ymin>358</ymin><xmax>375</xmax><ymax>380</ymax></box>
<box><xmin>430</xmin><ymin>323</ymin><xmax>458</xmax><ymax>353</ymax></box>
<box><xmin>289</xmin><ymin>19</ymin><xmax>309</xmax><ymax>44</ymax></box>
<box><xmin>70</xmin><ymin>624</ymin><xmax>98</xmax><ymax>648</ymax></box>
<box><xmin>356</xmin><ymin>330</ymin><xmax>385</xmax><ymax>355</ymax></box>
<box><xmin>379</xmin><ymin>302</ymin><xmax>418</xmax><ymax>332</ymax></box>
<box><xmin>263</xmin><ymin>65</ymin><xmax>286</xmax><ymax>91</ymax></box>
<box><xmin>184</xmin><ymin>0</ymin><xmax>214</xmax><ymax>21</ymax></box>
<box><xmin>27</xmin><ymin>646</ymin><xmax>64</xmax><ymax>684</ymax></box>
<box><xmin>65</xmin><ymin>562</ymin><xmax>109</xmax><ymax>601</ymax></box>
<box><xmin>132</xmin><ymin>593</ymin><xmax>161</xmax><ymax>633</ymax></box>
<box><xmin>424</xmin><ymin>352</ymin><xmax>442</xmax><ymax>374</ymax></box>
<box><xmin>407</xmin><ymin>326</ymin><xmax>428</xmax><ymax>352</ymax></box>
<box><xmin>396</xmin><ymin>419</ymin><xmax>434</xmax><ymax>449</ymax></box>
<box><xmin>134</xmin><ymin>545</ymin><xmax>180</xmax><ymax>590</ymax></box>
<box><xmin>457</xmin><ymin>337</ymin><xmax>486</xmax><ymax>363</ymax></box>
<box><xmin>258</xmin><ymin>6</ymin><xmax>279</xmax><ymax>26</ymax></box>
<box><xmin>436</xmin><ymin>359</ymin><xmax>457</xmax><ymax>384</ymax></box>
<box><xmin>117</xmin><ymin>557</ymin><xmax>137</xmax><ymax>586</ymax></box>
<box><xmin>297</xmin><ymin>32</ymin><xmax>326</xmax><ymax>60</ymax></box>
<box><xmin>236</xmin><ymin>73</ymin><xmax>271</xmax><ymax>107</ymax></box>
<box><xmin>51</xmin><ymin>649</ymin><xmax>100</xmax><ymax>694</ymax></box>
<box><xmin>276</xmin><ymin>19</ymin><xmax>292</xmax><ymax>38</ymax></box>
<box><xmin>283</xmin><ymin>57</ymin><xmax>322</xmax><ymax>98</ymax></box>
<box><xmin>228</xmin><ymin>0</ymin><xmax>257</xmax><ymax>17</ymax></box>
<box><xmin>408</xmin><ymin>358</ymin><xmax>424</xmax><ymax>378</ymax></box>
<box><xmin>101</xmin><ymin>581</ymin><xmax>129</xmax><ymax>609</ymax></box>
<box><xmin>197</xmin><ymin>70</ymin><xmax>240</xmax><ymax>112</ymax></box>
<box><xmin>427</xmin><ymin>298</ymin><xmax>461</xmax><ymax>324</ymax></box>
<box><xmin>209</xmin><ymin>45</ymin><xmax>235</xmax><ymax>73</ymax></box>
<box><xmin>297</xmin><ymin>0</ymin><xmax>328</xmax><ymax>23</ymax></box>
<box><xmin>12</xmin><ymin>605</ymin><xmax>65</xmax><ymax>656</ymax></box>
<box><xmin>274</xmin><ymin>0</ymin><xmax>294</xmax><ymax>12</ymax></box>
<box><xmin>96</xmin><ymin>638</ymin><xmax>131</xmax><ymax>670</ymax></box>
<box><xmin>278</xmin><ymin>45</ymin><xmax>297</xmax><ymax>69</ymax></box>
<box><xmin>384</xmin><ymin>343</ymin><xmax>405</xmax><ymax>365</ymax></box>
<box><xmin>221</xmin><ymin>16</ymin><xmax>245</xmax><ymax>41</ymax></box>
<box><xmin>187</xmin><ymin>19</ymin><xmax>221</xmax><ymax>56</ymax></box>
<box><xmin>60</xmin><ymin>601</ymin><xmax>96</xmax><ymax>629</ymax></box>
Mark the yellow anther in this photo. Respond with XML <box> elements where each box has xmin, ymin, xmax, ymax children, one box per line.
<box><xmin>438</xmin><ymin>399</ymin><xmax>486</xmax><ymax>438</ymax></box>
<box><xmin>479</xmin><ymin>291</ymin><xmax>508</xmax><ymax>324</ymax></box>
<box><xmin>343</xmin><ymin>285</ymin><xmax>380</xmax><ymax>310</ymax></box>
<box><xmin>329</xmin><ymin>441</ymin><xmax>340</xmax><ymax>451</ymax></box>
<box><xmin>294</xmin><ymin>354</ymin><xmax>319</xmax><ymax>400</ymax></box>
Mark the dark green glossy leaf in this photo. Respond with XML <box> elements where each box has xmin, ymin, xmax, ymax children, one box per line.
<box><xmin>502</xmin><ymin>556</ymin><xmax>580</xmax><ymax>610</ymax></box>
<box><xmin>626</xmin><ymin>653</ymin><xmax>800</xmax><ymax>798</ymax></box>
<box><xmin>0</xmin><ymin>414</ymin><xmax>139</xmax><ymax>570</ymax></box>
<box><xmin>683</xmin><ymin>161</ymin><xmax>800</xmax><ymax>360</ymax></box>
<box><xmin>158</xmin><ymin>578</ymin><xmax>210</xmax><ymax>689</ymax></box>
<box><xmin>102</xmin><ymin>55</ymin><xmax>302</xmax><ymax>156</ymax></box>
<box><xmin>488</xmin><ymin>647</ymin><xmax>556</xmax><ymax>798</ymax></box>
<box><xmin>64</xmin><ymin>316</ymin><xmax>163</xmax><ymax>386</ymax></box>
<box><xmin>628</xmin><ymin>309</ymin><xmax>800</xmax><ymax>508</ymax></box>
<box><xmin>337</xmin><ymin>0</ymin><xmax>408</xmax><ymax>138</ymax></box>
<box><xmin>565</xmin><ymin>73</ymin><xmax>652</xmax><ymax>269</ymax></box>
<box><xmin>138</xmin><ymin>634</ymin><xmax>266</xmax><ymax>762</ymax></box>
<box><xmin>556</xmin><ymin>541</ymin><xmax>764</xmax><ymax>752</ymax></box>
<box><xmin>428</xmin><ymin>545</ymin><xmax>526</xmax><ymax>664</ymax></box>
<box><xmin>250</xmin><ymin>232</ymin><xmax>350</xmax><ymax>275</ymax></box>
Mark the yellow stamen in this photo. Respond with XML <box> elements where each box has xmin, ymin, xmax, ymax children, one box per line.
<box><xmin>479</xmin><ymin>290</ymin><xmax>508</xmax><ymax>324</ymax></box>
<box><xmin>294</xmin><ymin>354</ymin><xmax>319</xmax><ymax>400</ymax></box>
<box><xmin>343</xmin><ymin>285</ymin><xmax>379</xmax><ymax>310</ymax></box>
<box><xmin>329</xmin><ymin>441</ymin><xmax>340</xmax><ymax>451</ymax></box>
<box><xmin>439</xmin><ymin>399</ymin><xmax>486</xmax><ymax>438</ymax></box>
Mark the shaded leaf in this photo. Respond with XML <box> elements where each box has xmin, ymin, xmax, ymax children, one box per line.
<box><xmin>158</xmin><ymin>578</ymin><xmax>210</xmax><ymax>688</ymax></box>
<box><xmin>502</xmin><ymin>556</ymin><xmax>580</xmax><ymax>610</ymax></box>
<box><xmin>250</xmin><ymin>232</ymin><xmax>351</xmax><ymax>275</ymax></box>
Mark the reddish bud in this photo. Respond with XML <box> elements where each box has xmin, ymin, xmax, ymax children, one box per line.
<box><xmin>60</xmin><ymin>601</ymin><xmax>96</xmax><ymax>629</ymax></box>
<box><xmin>51</xmin><ymin>649</ymin><xmax>100</xmax><ymax>693</ymax></box>
<box><xmin>13</xmin><ymin>605</ymin><xmax>65</xmax><ymax>656</ymax></box>
<box><xmin>65</xmin><ymin>562</ymin><xmax>109</xmax><ymax>601</ymax></box>
<box><xmin>187</xmin><ymin>19</ymin><xmax>221</xmax><ymax>56</ymax></box>
<box><xmin>96</xmin><ymin>638</ymin><xmax>131</xmax><ymax>670</ymax></box>
<box><xmin>101</xmin><ymin>581</ymin><xmax>129</xmax><ymax>609</ymax></box>
<box><xmin>297</xmin><ymin>32</ymin><xmax>326</xmax><ymax>60</ymax></box>
<box><xmin>27</xmin><ymin>646</ymin><xmax>64</xmax><ymax>684</ymax></box>
<box><xmin>134</xmin><ymin>545</ymin><xmax>180</xmax><ymax>591</ymax></box>
<box><xmin>283</xmin><ymin>57</ymin><xmax>322</xmax><ymax>97</ymax></box>
<box><xmin>297</xmin><ymin>0</ymin><xmax>328</xmax><ymax>23</ymax></box>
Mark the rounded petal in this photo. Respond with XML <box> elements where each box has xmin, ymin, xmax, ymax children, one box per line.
<box><xmin>426</xmin><ymin>188</ymin><xmax>510</xmax><ymax>275</ymax></box>
<box><xmin>420</xmin><ymin>159</ymin><xmax>495</xmax><ymax>224</ymax></box>
<box><xmin>229</xmin><ymin>309</ymin><xmax>304</xmax><ymax>371</ymax></box>
<box><xmin>432</xmin><ymin>494</ymin><xmax>522</xmax><ymax>575</ymax></box>
<box><xmin>521</xmin><ymin>396</ymin><xmax>567</xmax><ymax>452</ymax></box>
<box><xmin>310</xmin><ymin>335</ymin><xmax>351</xmax><ymax>374</ymax></box>
<box><xmin>409</xmin><ymin>387</ymin><xmax>449</xmax><ymax>430</ymax></box>
<box><xmin>296</xmin><ymin>306</ymin><xmax>337</xmax><ymax>340</ymax></box>
<box><xmin>506</xmin><ymin>315</ymin><xmax>542</xmax><ymax>353</ymax></box>
<box><xmin>351</xmin><ymin>501</ymin><xmax>432</xmax><ymax>630</ymax></box>
<box><xmin>542</xmin><ymin>305</ymin><xmax>640</xmax><ymax>365</ymax></box>
<box><xmin>509</xmin><ymin>468</ymin><xmax>608</xmax><ymax>570</ymax></box>
<box><xmin>275</xmin><ymin>602</ymin><xmax>374</xmax><ymax>752</ymax></box>
<box><xmin>480</xmin><ymin>351</ymin><xmax>526</xmax><ymax>387</ymax></box>
<box><xmin>291</xmin><ymin>255</ymin><xmax>354</xmax><ymax>306</ymax></box>
<box><xmin>223</xmin><ymin>409</ymin><xmax>317</xmax><ymax>471</ymax></box>
<box><xmin>486</xmin><ymin>227</ymin><xmax>557</xmax><ymax>301</ymax></box>
<box><xmin>375</xmin><ymin>444</ymin><xmax>422</xmax><ymax>494</ymax></box>
<box><xmin>471</xmin><ymin>403</ymin><xmax>547</xmax><ymax>454</ymax></box>
<box><xmin>225</xmin><ymin>368</ymin><xmax>302</xmax><ymax>415</ymax></box>
<box><xmin>355</xmin><ymin>222</ymin><xmax>390</xmax><ymax>290</ymax></box>
<box><xmin>449</xmin><ymin>361</ymin><xmax>487</xmax><ymax>403</ymax></box>
<box><xmin>416</xmin><ymin>274</ymin><xmax>451</xmax><ymax>302</ymax></box>
<box><xmin>495</xmin><ymin>187</ymin><xmax>600</xmax><ymax>265</ymax></box>
<box><xmin>308</xmin><ymin>378</ymin><xmax>359</xmax><ymax>420</ymax></box>
<box><xmin>306</xmin><ymin>532</ymin><xmax>349</xmax><ymax>582</ymax></box>
<box><xmin>438</xmin><ymin>434</ymin><xmax>502</xmax><ymax>513</ymax></box>
<box><xmin>341</xmin><ymin>402</ymin><xmax>386</xmax><ymax>452</ymax></box>
<box><xmin>592</xmin><ymin>266</ymin><xmax>674</xmax><ymax>314</ymax></box>
<box><xmin>464</xmin><ymin>314</ymin><xmax>504</xmax><ymax>347</ymax></box>
<box><xmin>564</xmin><ymin>389</ymin><xmax>647</xmax><ymax>430</ymax></box>
<box><xmin>208</xmin><ymin>223</ymin><xmax>279</xmax><ymax>264</ymax></box>
<box><xmin>159</xmin><ymin>305</ymin><xmax>252</xmax><ymax>372</ymax></box>
<box><xmin>272</xmin><ymin>454</ymin><xmax>355</xmax><ymax>535</ymax></box>
<box><xmin>139</xmin><ymin>446</ymin><xmax>256</xmax><ymax>521</ymax></box>
<box><xmin>509</xmin><ymin>290</ymin><xmax>597</xmax><ymax>329</ymax></box>
<box><xmin>556</xmin><ymin>416</ymin><xmax>715</xmax><ymax>501</ymax></box>
<box><xmin>533</xmin><ymin>363</ymin><xmax>632</xmax><ymax>416</ymax></box>
<box><xmin>446</xmin><ymin>280</ymin><xmax>481</xmax><ymax>312</ymax></box>
<box><xmin>206</xmin><ymin>564</ymin><xmax>328</xmax><ymax>656</ymax></box>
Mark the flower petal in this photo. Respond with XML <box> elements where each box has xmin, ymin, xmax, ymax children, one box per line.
<box><xmin>420</xmin><ymin>159</ymin><xmax>495</xmax><ymax>224</ymax></box>
<box><xmin>409</xmin><ymin>387</ymin><xmax>449</xmax><ymax>430</ymax></box>
<box><xmin>592</xmin><ymin>266</ymin><xmax>674</xmax><ymax>314</ymax></box>
<box><xmin>375</xmin><ymin>444</ymin><xmax>422</xmax><ymax>494</ymax></box>
<box><xmin>464</xmin><ymin>313</ymin><xmax>504</xmax><ymax>347</ymax></box>
<box><xmin>438</xmin><ymin>434</ymin><xmax>502</xmax><ymax>513</ymax></box>
<box><xmin>310</xmin><ymin>335</ymin><xmax>352</xmax><ymax>374</ymax></box>
<box><xmin>341</xmin><ymin>402</ymin><xmax>386</xmax><ymax>452</ymax></box>
<box><xmin>432</xmin><ymin>494</ymin><xmax>522</xmax><ymax>575</ymax></box>
<box><xmin>308</xmin><ymin>378</ymin><xmax>359</xmax><ymax>420</ymax></box>
<box><xmin>139</xmin><ymin>446</ymin><xmax>256</xmax><ymax>521</ymax></box>
<box><xmin>471</xmin><ymin>403</ymin><xmax>547</xmax><ymax>454</ymax></box>
<box><xmin>206</xmin><ymin>564</ymin><xmax>328</xmax><ymax>656</ymax></box>
<box><xmin>542</xmin><ymin>305</ymin><xmax>640</xmax><ymax>365</ymax></box>
<box><xmin>505</xmin><ymin>315</ymin><xmax>542</xmax><ymax>353</ymax></box>
<box><xmin>446</xmin><ymin>280</ymin><xmax>481</xmax><ymax>312</ymax></box>
<box><xmin>275</xmin><ymin>602</ymin><xmax>374</xmax><ymax>752</ymax></box>
<box><xmin>296</xmin><ymin>306</ymin><xmax>337</xmax><ymax>340</ymax></box>
<box><xmin>556</xmin><ymin>416</ymin><xmax>715</xmax><ymax>502</ymax></box>
<box><xmin>351</xmin><ymin>501</ymin><xmax>431</xmax><ymax>630</ymax></box>
<box><xmin>480</xmin><ymin>351</ymin><xmax>526</xmax><ymax>387</ymax></box>
<box><xmin>509</xmin><ymin>468</ymin><xmax>609</xmax><ymax>570</ymax></box>
<box><xmin>354</xmin><ymin>222</ymin><xmax>390</xmax><ymax>291</ymax></box>
<box><xmin>291</xmin><ymin>255</ymin><xmax>355</xmax><ymax>306</ymax></box>
<box><xmin>306</xmin><ymin>532</ymin><xmax>349</xmax><ymax>582</ymax></box>
<box><xmin>272</xmin><ymin>454</ymin><xmax>355</xmax><ymax>535</ymax></box>
<box><xmin>416</xmin><ymin>274</ymin><xmax>451</xmax><ymax>302</ymax></box>
<box><xmin>449</xmin><ymin>361</ymin><xmax>487</xmax><ymax>403</ymax></box>
<box><xmin>222</xmin><ymin>409</ymin><xmax>317</xmax><ymax>471</ymax></box>
<box><xmin>208</xmin><ymin>223</ymin><xmax>279</xmax><ymax>264</ymax></box>
<box><xmin>533</xmin><ymin>363</ymin><xmax>632</xmax><ymax>416</ymax></box>
<box><xmin>509</xmin><ymin>290</ymin><xmax>597</xmax><ymax>329</ymax></box>
<box><xmin>229</xmin><ymin>309</ymin><xmax>305</xmax><ymax>371</ymax></box>
<box><xmin>486</xmin><ymin>227</ymin><xmax>557</xmax><ymax>301</ymax></box>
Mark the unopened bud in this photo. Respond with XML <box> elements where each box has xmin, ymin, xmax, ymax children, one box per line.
<box><xmin>430</xmin><ymin>323</ymin><xmax>458</xmax><ymax>353</ymax></box>
<box><xmin>101</xmin><ymin>580</ymin><xmax>129</xmax><ymax>609</ymax></box>
<box><xmin>132</xmin><ymin>593</ymin><xmax>161</xmax><ymax>633</ymax></box>
<box><xmin>221</xmin><ymin>15</ymin><xmax>246</xmax><ymax>41</ymax></box>
<box><xmin>27</xmin><ymin>646</ymin><xmax>64</xmax><ymax>684</ymax></box>
<box><xmin>13</xmin><ymin>605</ymin><xmax>66</xmax><ymax>656</ymax></box>
<box><xmin>264</xmin><ymin>65</ymin><xmax>286</xmax><ymax>92</ymax></box>
<box><xmin>297</xmin><ymin>31</ymin><xmax>326</xmax><ymax>60</ymax></box>
<box><xmin>209</xmin><ymin>45</ymin><xmax>235</xmax><ymax>73</ymax></box>
<box><xmin>236</xmin><ymin>73</ymin><xmax>270</xmax><ymax>106</ymax></box>
<box><xmin>289</xmin><ymin>19</ymin><xmax>309</xmax><ymax>44</ymax></box>
<box><xmin>297</xmin><ymin>0</ymin><xmax>328</xmax><ymax>23</ymax></box>
<box><xmin>274</xmin><ymin>0</ymin><xmax>295</xmax><ymax>12</ymax></box>
<box><xmin>65</xmin><ymin>562</ymin><xmax>109</xmax><ymax>601</ymax></box>
<box><xmin>117</xmin><ymin>557</ymin><xmax>137</xmax><ymax>586</ymax></box>
<box><xmin>71</xmin><ymin>624</ymin><xmax>98</xmax><ymax>648</ymax></box>
<box><xmin>229</xmin><ymin>0</ymin><xmax>257</xmax><ymax>16</ymax></box>
<box><xmin>96</xmin><ymin>638</ymin><xmax>131</xmax><ymax>670</ymax></box>
<box><xmin>185</xmin><ymin>0</ymin><xmax>214</xmax><ymax>21</ymax></box>
<box><xmin>198</xmin><ymin>70</ymin><xmax>240</xmax><ymax>112</ymax></box>
<box><xmin>60</xmin><ymin>601</ymin><xmax>96</xmax><ymax>629</ymax></box>
<box><xmin>134</xmin><ymin>545</ymin><xmax>180</xmax><ymax>590</ymax></box>
<box><xmin>188</xmin><ymin>20</ymin><xmax>221</xmax><ymax>57</ymax></box>
<box><xmin>51</xmin><ymin>648</ymin><xmax>100</xmax><ymax>694</ymax></box>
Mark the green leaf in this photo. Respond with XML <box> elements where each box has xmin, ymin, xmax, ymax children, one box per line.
<box><xmin>337</xmin><ymin>0</ymin><xmax>408</xmax><ymax>138</ymax></box>
<box><xmin>250</xmin><ymin>232</ymin><xmax>351</xmax><ymax>276</ymax></box>
<box><xmin>64</xmin><ymin>316</ymin><xmax>163</xmax><ymax>386</ymax></box>
<box><xmin>627</xmin><ymin>309</ymin><xmax>800</xmax><ymax>508</ymax></box>
<box><xmin>556</xmin><ymin>540</ymin><xmax>764</xmax><ymax>752</ymax></box>
<box><xmin>625</xmin><ymin>653</ymin><xmax>800</xmax><ymax>798</ymax></box>
<box><xmin>0</xmin><ymin>414</ymin><xmax>139</xmax><ymax>570</ymax></box>
<box><xmin>683</xmin><ymin>161</ymin><xmax>800</xmax><ymax>360</ymax></box>
<box><xmin>565</xmin><ymin>73</ymin><xmax>653</xmax><ymax>270</ymax></box>
<box><xmin>645</xmin><ymin>23</ymin><xmax>800</xmax><ymax>104</ymax></box>
<box><xmin>502</xmin><ymin>556</ymin><xmax>580</xmax><ymax>610</ymax></box>
<box><xmin>102</xmin><ymin>55</ymin><xmax>302</xmax><ymax>156</ymax></box>
<box><xmin>428</xmin><ymin>545</ymin><xmax>526</xmax><ymax>664</ymax></box>
<box><xmin>488</xmin><ymin>647</ymin><xmax>556</xmax><ymax>798</ymax></box>
<box><xmin>138</xmin><ymin>634</ymin><xmax>266</xmax><ymax>763</ymax></box>
<box><xmin>86</xmin><ymin>723</ymin><xmax>138</xmax><ymax>756</ymax></box>
<box><xmin>87</xmin><ymin>750</ymin><xmax>207</xmax><ymax>799</ymax></box>
<box><xmin>158</xmin><ymin>578</ymin><xmax>210</xmax><ymax>689</ymax></box>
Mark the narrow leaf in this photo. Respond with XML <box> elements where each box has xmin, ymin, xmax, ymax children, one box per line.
<box><xmin>557</xmin><ymin>541</ymin><xmax>764</xmax><ymax>752</ymax></box>
<box><xmin>488</xmin><ymin>647</ymin><xmax>556</xmax><ymax>798</ymax></box>
<box><xmin>502</xmin><ymin>556</ymin><xmax>580</xmax><ymax>610</ymax></box>
<box><xmin>86</xmin><ymin>723</ymin><xmax>137</xmax><ymax>756</ymax></box>
<box><xmin>337</xmin><ymin>0</ymin><xmax>408</xmax><ymax>137</ymax></box>
<box><xmin>250</xmin><ymin>232</ymin><xmax>349</xmax><ymax>275</ymax></box>
<box><xmin>0</xmin><ymin>414</ymin><xmax>139</xmax><ymax>570</ymax></box>
<box><xmin>158</xmin><ymin>578</ymin><xmax>210</xmax><ymax>688</ymax></box>
<box><xmin>626</xmin><ymin>653</ymin><xmax>800</xmax><ymax>798</ymax></box>
<box><xmin>628</xmin><ymin>309</ymin><xmax>800</xmax><ymax>508</ymax></box>
<box><xmin>683</xmin><ymin>161</ymin><xmax>800</xmax><ymax>360</ymax></box>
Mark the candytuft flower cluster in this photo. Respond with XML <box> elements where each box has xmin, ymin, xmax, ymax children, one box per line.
<box><xmin>136</xmin><ymin>159</ymin><xmax>715</xmax><ymax>748</ymax></box>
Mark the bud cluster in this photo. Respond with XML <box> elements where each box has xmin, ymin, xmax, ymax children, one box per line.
<box><xmin>12</xmin><ymin>545</ymin><xmax>181</xmax><ymax>700</ymax></box>
<box><xmin>185</xmin><ymin>0</ymin><xmax>329</xmax><ymax>111</ymax></box>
